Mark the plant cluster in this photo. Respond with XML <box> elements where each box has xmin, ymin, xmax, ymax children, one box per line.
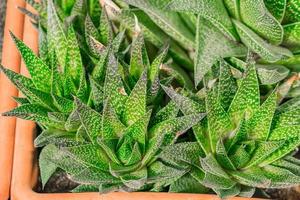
<box><xmin>1</xmin><ymin>0</ymin><xmax>300</xmax><ymax>199</ymax></box>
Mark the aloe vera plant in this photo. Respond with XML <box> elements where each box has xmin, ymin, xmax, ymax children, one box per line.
<box><xmin>161</xmin><ymin>60</ymin><xmax>300</xmax><ymax>198</ymax></box>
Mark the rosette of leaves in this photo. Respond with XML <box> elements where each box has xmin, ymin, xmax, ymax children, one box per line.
<box><xmin>37</xmin><ymin>48</ymin><xmax>205</xmax><ymax>192</ymax></box>
<box><xmin>161</xmin><ymin>60</ymin><xmax>300</xmax><ymax>198</ymax></box>
<box><xmin>20</xmin><ymin>0</ymin><xmax>102</xmax><ymax>31</ymax></box>
<box><xmin>0</xmin><ymin>1</ymin><xmax>129</xmax><ymax>144</ymax></box>
<box><xmin>119</xmin><ymin>0</ymin><xmax>300</xmax><ymax>86</ymax></box>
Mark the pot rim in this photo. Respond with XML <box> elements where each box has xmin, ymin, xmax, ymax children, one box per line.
<box><xmin>0</xmin><ymin>0</ymin><xmax>26</xmax><ymax>199</ymax></box>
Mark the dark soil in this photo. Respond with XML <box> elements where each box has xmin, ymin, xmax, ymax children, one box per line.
<box><xmin>265</xmin><ymin>187</ymin><xmax>300</xmax><ymax>200</ymax></box>
<box><xmin>35</xmin><ymin>170</ymin><xmax>79</xmax><ymax>193</ymax></box>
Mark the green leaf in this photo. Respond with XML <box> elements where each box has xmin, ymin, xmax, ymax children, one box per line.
<box><xmin>223</xmin><ymin>0</ymin><xmax>240</xmax><ymax>19</ymax></box>
<box><xmin>232</xmin><ymin>20</ymin><xmax>292</xmax><ymax>62</ymax></box>
<box><xmin>272</xmin><ymin>156</ymin><xmax>300</xmax><ymax>176</ymax></box>
<box><xmin>65</xmin><ymin>26</ymin><xmax>84</xmax><ymax>84</ymax></box>
<box><xmin>119</xmin><ymin>9</ymin><xmax>193</xmax><ymax>70</ymax></box>
<box><xmin>150</xmin><ymin>101</ymin><xmax>179</xmax><ymax>126</ymax></box>
<box><xmin>98</xmin><ymin>139</ymin><xmax>122</xmax><ymax>165</ymax></box>
<box><xmin>99</xmin><ymin>8</ymin><xmax>113</xmax><ymax>45</ymax></box>
<box><xmin>51</xmin><ymin>94</ymin><xmax>74</xmax><ymax>113</ymax></box>
<box><xmin>228</xmin><ymin>64</ymin><xmax>260</xmax><ymax>122</ymax></box>
<box><xmin>269</xmin><ymin>125</ymin><xmax>300</xmax><ymax>140</ymax></box>
<box><xmin>121</xmin><ymin>110</ymin><xmax>151</xmax><ymax>153</ymax></box>
<box><xmin>166</xmin><ymin>0</ymin><xmax>238</xmax><ymax>40</ymax></box>
<box><xmin>284</xmin><ymin>0</ymin><xmax>300</xmax><ymax>23</ymax></box>
<box><xmin>256</xmin><ymin>64</ymin><xmax>290</xmax><ymax>85</ymax></box>
<box><xmin>148</xmin><ymin>44</ymin><xmax>168</xmax><ymax>86</ymax></box>
<box><xmin>65</xmin><ymin>109</ymin><xmax>81</xmax><ymax>131</ymax></box>
<box><xmin>129</xmin><ymin>32</ymin><xmax>149</xmax><ymax>80</ymax></box>
<box><xmin>264</xmin><ymin>0</ymin><xmax>287</xmax><ymax>22</ymax></box>
<box><xmin>92</xmin><ymin>48</ymin><xmax>109</xmax><ymax>83</ymax></box>
<box><xmin>120</xmin><ymin>167</ymin><xmax>147</xmax><ymax>189</ymax></box>
<box><xmin>123</xmin><ymin>70</ymin><xmax>147</xmax><ymax>126</ymax></box>
<box><xmin>229</xmin><ymin>143</ymin><xmax>252</xmax><ymax>169</ymax></box>
<box><xmin>90</xmin><ymin>77</ymin><xmax>104</xmax><ymax>111</ymax></box>
<box><xmin>10</xmin><ymin>32</ymin><xmax>52</xmax><ymax>92</ymax></box>
<box><xmin>124</xmin><ymin>0</ymin><xmax>195</xmax><ymax>50</ymax></box>
<box><xmin>24</xmin><ymin>88</ymin><xmax>57</xmax><ymax>112</ymax></box>
<box><xmin>213</xmin><ymin>184</ymin><xmax>241</xmax><ymax>199</ymax></box>
<box><xmin>240</xmin><ymin>0</ymin><xmax>283</xmax><ymax>44</ymax></box>
<box><xmin>216</xmin><ymin>140</ymin><xmax>236</xmax><ymax>170</ymax></box>
<box><xmin>63</xmin><ymin>144</ymin><xmax>110</xmax><ymax>171</ymax></box>
<box><xmin>39</xmin><ymin>144</ymin><xmax>58</xmax><ymax>188</ymax></box>
<box><xmin>74</xmin><ymin>98</ymin><xmax>101</xmax><ymax>143</ymax></box>
<box><xmin>148</xmin><ymin>161</ymin><xmax>186</xmax><ymax>186</ymax></box>
<box><xmin>85</xmin><ymin>14</ymin><xmax>101</xmax><ymax>43</ymax></box>
<box><xmin>34</xmin><ymin>129</ymin><xmax>78</xmax><ymax>147</ymax></box>
<box><xmin>283</xmin><ymin>22</ymin><xmax>300</xmax><ymax>53</ymax></box>
<box><xmin>162</xmin><ymin>86</ymin><xmax>209</xmax><ymax>153</ymax></box>
<box><xmin>71</xmin><ymin>167</ymin><xmax>120</xmax><ymax>185</ymax></box>
<box><xmin>112</xmin><ymin>30</ymin><xmax>125</xmax><ymax>53</ymax></box>
<box><xmin>273</xmin><ymin>107</ymin><xmax>300</xmax><ymax>128</ymax></box>
<box><xmin>125</xmin><ymin>142</ymin><xmax>142</xmax><ymax>166</ymax></box>
<box><xmin>225</xmin><ymin>118</ymin><xmax>248</xmax><ymax>153</ymax></box>
<box><xmin>201</xmin><ymin>171</ymin><xmax>236</xmax><ymax>190</ymax></box>
<box><xmin>47</xmin><ymin>146</ymin><xmax>87</xmax><ymax>176</ymax></box>
<box><xmin>195</xmin><ymin>17</ymin><xmax>246</xmax><ymax>85</ymax></box>
<box><xmin>162</xmin><ymin>86</ymin><xmax>205</xmax><ymax>114</ymax></box>
<box><xmin>247</xmin><ymin>88</ymin><xmax>277</xmax><ymax>140</ymax></box>
<box><xmin>101</xmin><ymin>100</ymin><xmax>126</xmax><ymax>139</ymax></box>
<box><xmin>2</xmin><ymin>104</ymin><xmax>57</xmax><ymax>127</ymax></box>
<box><xmin>218</xmin><ymin>60</ymin><xmax>237</xmax><ymax>111</ymax></box>
<box><xmin>245</xmin><ymin>141</ymin><xmax>285</xmax><ymax>168</ymax></box>
<box><xmin>47</xmin><ymin>0</ymin><xmax>68</xmax><ymax>72</ymax></box>
<box><xmin>72</xmin><ymin>184</ymin><xmax>99</xmax><ymax>192</ymax></box>
<box><xmin>200</xmin><ymin>154</ymin><xmax>229</xmax><ymax>179</ymax></box>
<box><xmin>13</xmin><ymin>97</ymin><xmax>30</xmax><ymax>105</ymax></box>
<box><xmin>76</xmin><ymin>69</ymin><xmax>89</xmax><ymax>103</ymax></box>
<box><xmin>263</xmin><ymin>165</ymin><xmax>300</xmax><ymax>188</ymax></box>
<box><xmin>239</xmin><ymin>186</ymin><xmax>256</xmax><ymax>198</ymax></box>
<box><xmin>206</xmin><ymin>88</ymin><xmax>232</xmax><ymax>151</ymax></box>
<box><xmin>264</xmin><ymin>126</ymin><xmax>300</xmax><ymax>164</ymax></box>
<box><xmin>276</xmin><ymin>96</ymin><xmax>300</xmax><ymax>114</ymax></box>
<box><xmin>229</xmin><ymin>167</ymin><xmax>271</xmax><ymax>188</ymax></box>
<box><xmin>149</xmin><ymin>113</ymin><xmax>205</xmax><ymax>145</ymax></box>
<box><xmin>0</xmin><ymin>65</ymin><xmax>35</xmax><ymax>89</ymax></box>
<box><xmin>169</xmin><ymin>173</ymin><xmax>208</xmax><ymax>193</ymax></box>
<box><xmin>104</xmin><ymin>53</ymin><xmax>127</xmax><ymax>118</ymax></box>
<box><xmin>159</xmin><ymin>142</ymin><xmax>205</xmax><ymax>168</ymax></box>
<box><xmin>85</xmin><ymin>15</ymin><xmax>102</xmax><ymax>57</ymax></box>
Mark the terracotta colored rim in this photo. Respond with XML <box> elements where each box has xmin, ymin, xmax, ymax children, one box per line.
<box><xmin>10</xmin><ymin>2</ymin><xmax>266</xmax><ymax>200</ymax></box>
<box><xmin>0</xmin><ymin>0</ymin><xmax>26</xmax><ymax>199</ymax></box>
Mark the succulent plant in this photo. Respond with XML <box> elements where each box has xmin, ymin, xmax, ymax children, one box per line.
<box><xmin>113</xmin><ymin>0</ymin><xmax>300</xmax><ymax>87</ymax></box>
<box><xmin>1</xmin><ymin>0</ymin><xmax>150</xmax><ymax>131</ymax></box>
<box><xmin>3</xmin><ymin>0</ymin><xmax>300</xmax><ymax>197</ymax></box>
<box><xmin>161</xmin><ymin>60</ymin><xmax>300</xmax><ymax>198</ymax></box>
<box><xmin>35</xmin><ymin>47</ymin><xmax>205</xmax><ymax>192</ymax></box>
<box><xmin>1</xmin><ymin>0</ymin><xmax>96</xmax><ymax>130</ymax></box>
<box><xmin>2</xmin><ymin>0</ymin><xmax>203</xmax><ymax>192</ymax></box>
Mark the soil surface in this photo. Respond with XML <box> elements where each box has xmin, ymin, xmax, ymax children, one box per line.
<box><xmin>265</xmin><ymin>187</ymin><xmax>300</xmax><ymax>200</ymax></box>
<box><xmin>35</xmin><ymin>170</ymin><xmax>79</xmax><ymax>193</ymax></box>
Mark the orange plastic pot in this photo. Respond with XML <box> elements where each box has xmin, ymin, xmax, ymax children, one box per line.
<box><xmin>9</xmin><ymin>2</ymin><xmax>265</xmax><ymax>200</ymax></box>
<box><xmin>0</xmin><ymin>0</ymin><xmax>26</xmax><ymax>200</ymax></box>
